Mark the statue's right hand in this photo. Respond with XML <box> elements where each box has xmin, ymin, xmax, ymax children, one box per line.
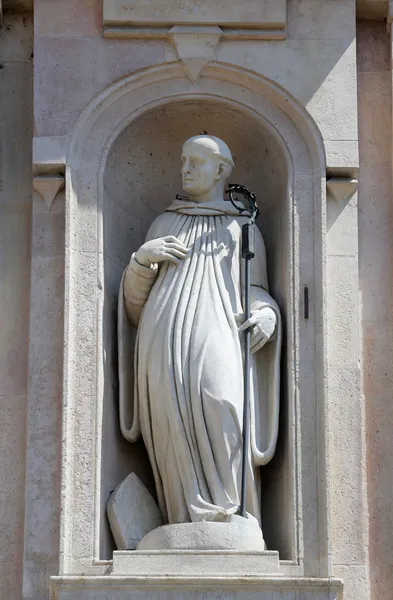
<box><xmin>135</xmin><ymin>236</ymin><xmax>189</xmax><ymax>267</ymax></box>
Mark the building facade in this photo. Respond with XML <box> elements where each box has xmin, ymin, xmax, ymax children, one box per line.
<box><xmin>0</xmin><ymin>1</ymin><xmax>392</xmax><ymax>599</ymax></box>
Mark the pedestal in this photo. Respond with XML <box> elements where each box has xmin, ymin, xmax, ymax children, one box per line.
<box><xmin>112</xmin><ymin>549</ymin><xmax>280</xmax><ymax>576</ymax></box>
<box><xmin>51</xmin><ymin>575</ymin><xmax>343</xmax><ymax>600</ymax></box>
<box><xmin>50</xmin><ymin>552</ymin><xmax>343</xmax><ymax>600</ymax></box>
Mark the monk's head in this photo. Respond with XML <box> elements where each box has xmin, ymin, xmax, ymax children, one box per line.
<box><xmin>181</xmin><ymin>135</ymin><xmax>234</xmax><ymax>200</ymax></box>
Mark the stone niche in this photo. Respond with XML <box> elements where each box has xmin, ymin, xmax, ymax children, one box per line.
<box><xmin>101</xmin><ymin>100</ymin><xmax>290</xmax><ymax>559</ymax></box>
<box><xmin>60</xmin><ymin>64</ymin><xmax>328</xmax><ymax>580</ymax></box>
<box><xmin>99</xmin><ymin>95</ymin><xmax>321</xmax><ymax>569</ymax></box>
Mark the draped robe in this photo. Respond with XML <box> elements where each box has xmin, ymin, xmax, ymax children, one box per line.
<box><xmin>118</xmin><ymin>199</ymin><xmax>281</xmax><ymax>528</ymax></box>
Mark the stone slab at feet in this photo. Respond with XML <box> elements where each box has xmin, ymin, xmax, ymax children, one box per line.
<box><xmin>107</xmin><ymin>472</ymin><xmax>162</xmax><ymax>550</ymax></box>
<box><xmin>51</xmin><ymin>575</ymin><xmax>343</xmax><ymax>600</ymax></box>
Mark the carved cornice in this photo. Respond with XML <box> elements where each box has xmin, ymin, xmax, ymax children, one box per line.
<box><xmin>102</xmin><ymin>0</ymin><xmax>286</xmax><ymax>40</ymax></box>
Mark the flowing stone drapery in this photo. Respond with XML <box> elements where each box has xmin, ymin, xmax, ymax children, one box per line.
<box><xmin>118</xmin><ymin>198</ymin><xmax>281</xmax><ymax>527</ymax></box>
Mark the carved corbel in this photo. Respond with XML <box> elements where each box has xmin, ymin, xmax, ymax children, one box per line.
<box><xmin>326</xmin><ymin>176</ymin><xmax>358</xmax><ymax>205</ymax></box>
<box><xmin>33</xmin><ymin>175</ymin><xmax>65</xmax><ymax>211</ymax></box>
<box><xmin>168</xmin><ymin>26</ymin><xmax>222</xmax><ymax>83</ymax></box>
<box><xmin>326</xmin><ymin>175</ymin><xmax>358</xmax><ymax>229</ymax></box>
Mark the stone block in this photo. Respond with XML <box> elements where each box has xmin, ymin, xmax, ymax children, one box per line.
<box><xmin>357</xmin><ymin>90</ymin><xmax>391</xmax><ymax>161</ymax></box>
<box><xmin>33</xmin><ymin>136</ymin><xmax>68</xmax><ymax>175</ymax></box>
<box><xmin>112</xmin><ymin>549</ymin><xmax>280</xmax><ymax>576</ymax></box>
<box><xmin>50</xmin><ymin>575</ymin><xmax>343</xmax><ymax>600</ymax></box>
<box><xmin>0</xmin><ymin>13</ymin><xmax>33</xmax><ymax>62</ymax></box>
<box><xmin>329</xmin><ymin>367</ymin><xmax>368</xmax><ymax>566</ymax></box>
<box><xmin>137</xmin><ymin>519</ymin><xmax>265</xmax><ymax>552</ymax></box>
<box><xmin>103</xmin><ymin>0</ymin><xmax>287</xmax><ymax>29</ymax></box>
<box><xmin>356</xmin><ymin>21</ymin><xmax>390</xmax><ymax>73</ymax></box>
<box><xmin>107</xmin><ymin>473</ymin><xmax>162</xmax><ymax>550</ymax></box>
<box><xmin>288</xmin><ymin>0</ymin><xmax>355</xmax><ymax>41</ymax></box>
<box><xmin>0</xmin><ymin>207</ymin><xmax>31</xmax><ymax>396</ymax></box>
<box><xmin>0</xmin><ymin>394</ymin><xmax>26</xmax><ymax>599</ymax></box>
<box><xmin>34</xmin><ymin>36</ymin><xmax>165</xmax><ymax>136</ymax></box>
<box><xmin>327</xmin><ymin>256</ymin><xmax>360</xmax><ymax>368</ymax></box>
<box><xmin>333</xmin><ymin>565</ymin><xmax>369</xmax><ymax>600</ymax></box>
<box><xmin>0</xmin><ymin>63</ymin><xmax>32</xmax><ymax>208</ymax></box>
<box><xmin>217</xmin><ymin>38</ymin><xmax>358</xmax><ymax>147</ymax></box>
<box><xmin>363</xmin><ymin>322</ymin><xmax>393</xmax><ymax>398</ymax></box>
<box><xmin>327</xmin><ymin>194</ymin><xmax>358</xmax><ymax>257</ymax></box>
<box><xmin>35</xmin><ymin>0</ymin><xmax>102</xmax><ymax>37</ymax></box>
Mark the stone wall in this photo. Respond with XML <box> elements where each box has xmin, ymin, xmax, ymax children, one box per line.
<box><xmin>357</xmin><ymin>20</ymin><xmax>393</xmax><ymax>600</ymax></box>
<box><xmin>0</xmin><ymin>9</ymin><xmax>33</xmax><ymax>600</ymax></box>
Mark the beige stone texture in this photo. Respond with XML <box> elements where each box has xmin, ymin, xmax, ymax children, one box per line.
<box><xmin>50</xmin><ymin>575</ymin><xmax>343</xmax><ymax>600</ymax></box>
<box><xmin>33</xmin><ymin>0</ymin><xmax>166</xmax><ymax>136</ymax></box>
<box><xmin>33</xmin><ymin>0</ymin><xmax>358</xmax><ymax>174</ymax></box>
<box><xmin>34</xmin><ymin>35</ymin><xmax>165</xmax><ymax>136</ymax></box>
<box><xmin>35</xmin><ymin>0</ymin><xmax>102</xmax><ymax>37</ymax></box>
<box><xmin>112</xmin><ymin>549</ymin><xmax>280</xmax><ymax>576</ymax></box>
<box><xmin>103</xmin><ymin>0</ymin><xmax>287</xmax><ymax>28</ymax></box>
<box><xmin>0</xmin><ymin>9</ymin><xmax>33</xmax><ymax>600</ymax></box>
<box><xmin>22</xmin><ymin>191</ymin><xmax>64</xmax><ymax>600</ymax></box>
<box><xmin>217</xmin><ymin>0</ymin><xmax>358</xmax><ymax>169</ymax></box>
<box><xmin>357</xmin><ymin>21</ymin><xmax>393</xmax><ymax>600</ymax></box>
<box><xmin>327</xmin><ymin>175</ymin><xmax>370</xmax><ymax>599</ymax></box>
<box><xmin>325</xmin><ymin>21</ymin><xmax>371</xmax><ymax>594</ymax></box>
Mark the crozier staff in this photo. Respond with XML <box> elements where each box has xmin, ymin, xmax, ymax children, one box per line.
<box><xmin>118</xmin><ymin>136</ymin><xmax>281</xmax><ymax>538</ymax></box>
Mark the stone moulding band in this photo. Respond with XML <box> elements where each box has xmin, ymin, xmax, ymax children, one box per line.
<box><xmin>49</xmin><ymin>575</ymin><xmax>344</xmax><ymax>600</ymax></box>
<box><xmin>103</xmin><ymin>25</ymin><xmax>286</xmax><ymax>40</ymax></box>
<box><xmin>102</xmin><ymin>0</ymin><xmax>287</xmax><ymax>39</ymax></box>
<box><xmin>50</xmin><ymin>576</ymin><xmax>344</xmax><ymax>587</ymax></box>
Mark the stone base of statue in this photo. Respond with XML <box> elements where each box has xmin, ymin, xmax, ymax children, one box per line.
<box><xmin>136</xmin><ymin>516</ymin><xmax>265</xmax><ymax>551</ymax></box>
<box><xmin>112</xmin><ymin>548</ymin><xmax>279</xmax><ymax>577</ymax></box>
<box><xmin>51</xmin><ymin>544</ymin><xmax>342</xmax><ymax>600</ymax></box>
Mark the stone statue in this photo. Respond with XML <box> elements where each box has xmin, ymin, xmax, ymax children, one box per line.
<box><xmin>117</xmin><ymin>135</ymin><xmax>281</xmax><ymax>548</ymax></box>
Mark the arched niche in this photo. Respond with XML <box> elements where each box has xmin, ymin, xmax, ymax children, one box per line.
<box><xmin>63</xmin><ymin>62</ymin><xmax>328</xmax><ymax>578</ymax></box>
<box><xmin>103</xmin><ymin>99</ymin><xmax>290</xmax><ymax>557</ymax></box>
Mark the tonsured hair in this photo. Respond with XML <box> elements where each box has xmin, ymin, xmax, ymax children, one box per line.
<box><xmin>183</xmin><ymin>135</ymin><xmax>235</xmax><ymax>168</ymax></box>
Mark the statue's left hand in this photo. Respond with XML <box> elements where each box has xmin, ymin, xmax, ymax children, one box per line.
<box><xmin>238</xmin><ymin>307</ymin><xmax>277</xmax><ymax>354</ymax></box>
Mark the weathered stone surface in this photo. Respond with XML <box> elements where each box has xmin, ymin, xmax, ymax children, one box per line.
<box><xmin>357</xmin><ymin>21</ymin><xmax>393</xmax><ymax>600</ymax></box>
<box><xmin>107</xmin><ymin>473</ymin><xmax>162</xmax><ymax>550</ymax></box>
<box><xmin>33</xmin><ymin>175</ymin><xmax>64</xmax><ymax>210</ymax></box>
<box><xmin>137</xmin><ymin>519</ymin><xmax>266</xmax><ymax>552</ymax></box>
<box><xmin>103</xmin><ymin>0</ymin><xmax>287</xmax><ymax>28</ymax></box>
<box><xmin>51</xmin><ymin>575</ymin><xmax>343</xmax><ymax>600</ymax></box>
<box><xmin>0</xmin><ymin>13</ymin><xmax>32</xmax><ymax>600</ymax></box>
<box><xmin>112</xmin><ymin>548</ymin><xmax>280</xmax><ymax>576</ymax></box>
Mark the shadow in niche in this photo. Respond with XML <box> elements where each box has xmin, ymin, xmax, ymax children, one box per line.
<box><xmin>100</xmin><ymin>99</ymin><xmax>293</xmax><ymax>560</ymax></box>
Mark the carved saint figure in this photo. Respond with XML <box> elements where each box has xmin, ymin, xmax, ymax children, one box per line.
<box><xmin>118</xmin><ymin>136</ymin><xmax>281</xmax><ymax>533</ymax></box>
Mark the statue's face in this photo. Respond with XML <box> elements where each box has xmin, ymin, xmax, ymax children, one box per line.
<box><xmin>181</xmin><ymin>142</ymin><xmax>224</xmax><ymax>196</ymax></box>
